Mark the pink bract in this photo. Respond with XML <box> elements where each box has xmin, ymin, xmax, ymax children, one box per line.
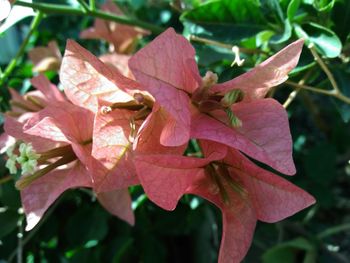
<box><xmin>134</xmin><ymin>140</ymin><xmax>315</xmax><ymax>263</ymax></box>
<box><xmin>129</xmin><ymin>28</ymin><xmax>303</xmax><ymax>175</ymax></box>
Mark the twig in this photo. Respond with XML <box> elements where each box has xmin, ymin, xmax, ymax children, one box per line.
<box><xmin>308</xmin><ymin>44</ymin><xmax>340</xmax><ymax>93</ymax></box>
<box><xmin>8</xmin><ymin>199</ymin><xmax>61</xmax><ymax>262</ymax></box>
<box><xmin>189</xmin><ymin>35</ymin><xmax>268</xmax><ymax>55</ymax></box>
<box><xmin>0</xmin><ymin>11</ymin><xmax>43</xmax><ymax>88</ymax></box>
<box><xmin>89</xmin><ymin>0</ymin><xmax>95</xmax><ymax>11</ymax></box>
<box><xmin>0</xmin><ymin>175</ymin><xmax>13</xmax><ymax>184</ymax></box>
<box><xmin>76</xmin><ymin>0</ymin><xmax>90</xmax><ymax>13</ymax></box>
<box><xmin>285</xmin><ymin>81</ymin><xmax>350</xmax><ymax>104</ymax></box>
<box><xmin>17</xmin><ymin>218</ymin><xmax>23</xmax><ymax>263</ymax></box>
<box><xmin>283</xmin><ymin>70</ymin><xmax>313</xmax><ymax>108</ymax></box>
<box><xmin>14</xmin><ymin>1</ymin><xmax>165</xmax><ymax>34</ymax></box>
<box><xmin>317</xmin><ymin>223</ymin><xmax>350</xmax><ymax>239</ymax></box>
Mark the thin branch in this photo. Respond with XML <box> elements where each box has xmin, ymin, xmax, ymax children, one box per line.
<box><xmin>89</xmin><ymin>0</ymin><xmax>95</xmax><ymax>11</ymax></box>
<box><xmin>8</xmin><ymin>199</ymin><xmax>61</xmax><ymax>262</ymax></box>
<box><xmin>76</xmin><ymin>0</ymin><xmax>90</xmax><ymax>13</ymax></box>
<box><xmin>283</xmin><ymin>69</ymin><xmax>313</xmax><ymax>108</ymax></box>
<box><xmin>286</xmin><ymin>81</ymin><xmax>350</xmax><ymax>104</ymax></box>
<box><xmin>0</xmin><ymin>175</ymin><xmax>13</xmax><ymax>184</ymax></box>
<box><xmin>308</xmin><ymin>44</ymin><xmax>340</xmax><ymax>93</ymax></box>
<box><xmin>14</xmin><ymin>1</ymin><xmax>165</xmax><ymax>34</ymax></box>
<box><xmin>189</xmin><ymin>35</ymin><xmax>268</xmax><ymax>55</ymax></box>
<box><xmin>317</xmin><ymin>223</ymin><xmax>350</xmax><ymax>239</ymax></box>
<box><xmin>0</xmin><ymin>11</ymin><xmax>43</xmax><ymax>88</ymax></box>
<box><xmin>285</xmin><ymin>81</ymin><xmax>335</xmax><ymax>96</ymax></box>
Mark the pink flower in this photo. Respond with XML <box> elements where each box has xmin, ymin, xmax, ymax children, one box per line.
<box><xmin>80</xmin><ymin>0</ymin><xmax>149</xmax><ymax>54</ymax></box>
<box><xmin>134</xmin><ymin>140</ymin><xmax>315</xmax><ymax>263</ymax></box>
<box><xmin>1</xmin><ymin>74</ymin><xmax>65</xmax><ymax>154</ymax></box>
<box><xmin>129</xmin><ymin>28</ymin><xmax>304</xmax><ymax>175</ymax></box>
<box><xmin>28</xmin><ymin>41</ymin><xmax>62</xmax><ymax>73</ymax></box>
<box><xmin>4</xmin><ymin>92</ymin><xmax>134</xmax><ymax>230</ymax></box>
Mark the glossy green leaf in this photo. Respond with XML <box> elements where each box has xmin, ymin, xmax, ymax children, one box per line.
<box><xmin>270</xmin><ymin>19</ymin><xmax>292</xmax><ymax>44</ymax></box>
<box><xmin>294</xmin><ymin>23</ymin><xmax>342</xmax><ymax>58</ymax></box>
<box><xmin>183</xmin><ymin>21</ymin><xmax>265</xmax><ymax>42</ymax></box>
<box><xmin>287</xmin><ymin>0</ymin><xmax>301</xmax><ymax>21</ymax></box>
<box><xmin>181</xmin><ymin>0</ymin><xmax>266</xmax><ymax>42</ymax></box>
<box><xmin>312</xmin><ymin>0</ymin><xmax>335</xmax><ymax>12</ymax></box>
<box><xmin>262</xmin><ymin>237</ymin><xmax>315</xmax><ymax>263</ymax></box>
<box><xmin>182</xmin><ymin>0</ymin><xmax>264</xmax><ymax>23</ymax></box>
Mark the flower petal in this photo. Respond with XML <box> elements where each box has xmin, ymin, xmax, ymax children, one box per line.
<box><xmin>191</xmin><ymin>99</ymin><xmax>296</xmax><ymax>175</ymax></box>
<box><xmin>226</xmin><ymin>149</ymin><xmax>316</xmax><ymax>223</ymax></box>
<box><xmin>97</xmin><ymin>189</ymin><xmax>135</xmax><ymax>225</ymax></box>
<box><xmin>129</xmin><ymin>28</ymin><xmax>201</xmax><ymax>146</ymax></box>
<box><xmin>21</xmin><ymin>161</ymin><xmax>91</xmax><ymax>231</ymax></box>
<box><xmin>61</xmin><ymin>40</ymin><xmax>137</xmax><ymax>112</ymax></box>
<box><xmin>31</xmin><ymin>74</ymin><xmax>66</xmax><ymax>103</ymax></box>
<box><xmin>212</xmin><ymin>39</ymin><xmax>304</xmax><ymax>101</ymax></box>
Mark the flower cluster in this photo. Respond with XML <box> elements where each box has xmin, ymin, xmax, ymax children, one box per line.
<box><xmin>1</xmin><ymin>27</ymin><xmax>315</xmax><ymax>263</ymax></box>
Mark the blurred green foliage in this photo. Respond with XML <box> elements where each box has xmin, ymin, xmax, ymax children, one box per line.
<box><xmin>0</xmin><ymin>0</ymin><xmax>350</xmax><ymax>262</ymax></box>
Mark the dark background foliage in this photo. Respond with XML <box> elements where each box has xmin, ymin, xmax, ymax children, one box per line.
<box><xmin>0</xmin><ymin>0</ymin><xmax>349</xmax><ymax>262</ymax></box>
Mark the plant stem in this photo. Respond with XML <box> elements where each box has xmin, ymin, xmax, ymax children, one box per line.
<box><xmin>308</xmin><ymin>44</ymin><xmax>340</xmax><ymax>93</ymax></box>
<box><xmin>283</xmin><ymin>69</ymin><xmax>313</xmax><ymax>108</ymax></box>
<box><xmin>285</xmin><ymin>81</ymin><xmax>350</xmax><ymax>104</ymax></box>
<box><xmin>317</xmin><ymin>223</ymin><xmax>350</xmax><ymax>239</ymax></box>
<box><xmin>189</xmin><ymin>35</ymin><xmax>268</xmax><ymax>55</ymax></box>
<box><xmin>0</xmin><ymin>11</ymin><xmax>43</xmax><ymax>88</ymax></box>
<box><xmin>14</xmin><ymin>0</ymin><xmax>165</xmax><ymax>34</ymax></box>
<box><xmin>76</xmin><ymin>0</ymin><xmax>90</xmax><ymax>13</ymax></box>
<box><xmin>0</xmin><ymin>175</ymin><xmax>13</xmax><ymax>184</ymax></box>
<box><xmin>89</xmin><ymin>0</ymin><xmax>96</xmax><ymax>11</ymax></box>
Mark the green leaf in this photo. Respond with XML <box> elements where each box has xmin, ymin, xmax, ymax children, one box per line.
<box><xmin>332</xmin><ymin>0</ymin><xmax>350</xmax><ymax>42</ymax></box>
<box><xmin>65</xmin><ymin>206</ymin><xmax>109</xmax><ymax>247</ymax></box>
<box><xmin>294</xmin><ymin>22</ymin><xmax>342</xmax><ymax>58</ymax></box>
<box><xmin>183</xmin><ymin>21</ymin><xmax>265</xmax><ymax>43</ymax></box>
<box><xmin>312</xmin><ymin>0</ymin><xmax>335</xmax><ymax>12</ymax></box>
<box><xmin>287</xmin><ymin>0</ymin><xmax>301</xmax><ymax>21</ymax></box>
<box><xmin>181</xmin><ymin>0</ymin><xmax>266</xmax><ymax>43</ymax></box>
<box><xmin>330</xmin><ymin>68</ymin><xmax>350</xmax><ymax>122</ymax></box>
<box><xmin>0</xmin><ymin>209</ymin><xmax>18</xmax><ymax>239</ymax></box>
<box><xmin>195</xmin><ymin>44</ymin><xmax>234</xmax><ymax>66</ymax></box>
<box><xmin>262</xmin><ymin>237</ymin><xmax>316</xmax><ymax>263</ymax></box>
<box><xmin>270</xmin><ymin>19</ymin><xmax>292</xmax><ymax>44</ymax></box>
<box><xmin>182</xmin><ymin>0</ymin><xmax>264</xmax><ymax>24</ymax></box>
<box><xmin>304</xmin><ymin>142</ymin><xmax>336</xmax><ymax>184</ymax></box>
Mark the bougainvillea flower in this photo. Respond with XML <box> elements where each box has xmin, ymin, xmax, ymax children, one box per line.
<box><xmin>28</xmin><ymin>41</ymin><xmax>62</xmax><ymax>73</ymax></box>
<box><xmin>80</xmin><ymin>0</ymin><xmax>149</xmax><ymax>54</ymax></box>
<box><xmin>1</xmin><ymin>75</ymin><xmax>65</xmax><ymax>153</ymax></box>
<box><xmin>129</xmin><ymin>28</ymin><xmax>303</xmax><ymax>175</ymax></box>
<box><xmin>61</xmin><ymin>39</ymin><xmax>141</xmax><ymax>113</ymax></box>
<box><xmin>135</xmin><ymin>140</ymin><xmax>315</xmax><ymax>263</ymax></box>
<box><xmin>60</xmin><ymin>39</ymin><xmax>185</xmax><ymax>190</ymax></box>
<box><xmin>99</xmin><ymin>52</ymin><xmax>133</xmax><ymax>78</ymax></box>
<box><xmin>4</xmin><ymin>100</ymin><xmax>135</xmax><ymax>229</ymax></box>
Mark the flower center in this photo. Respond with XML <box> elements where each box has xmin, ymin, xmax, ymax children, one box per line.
<box><xmin>205</xmin><ymin>162</ymin><xmax>247</xmax><ymax>206</ymax></box>
<box><xmin>6</xmin><ymin>142</ymin><xmax>78</xmax><ymax>190</ymax></box>
<box><xmin>191</xmin><ymin>71</ymin><xmax>243</xmax><ymax>128</ymax></box>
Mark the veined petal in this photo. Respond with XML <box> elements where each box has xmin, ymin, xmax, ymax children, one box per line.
<box><xmin>226</xmin><ymin>149</ymin><xmax>316</xmax><ymax>223</ymax></box>
<box><xmin>191</xmin><ymin>99</ymin><xmax>296</xmax><ymax>175</ymax></box>
<box><xmin>97</xmin><ymin>189</ymin><xmax>134</xmax><ymax>225</ymax></box>
<box><xmin>212</xmin><ymin>39</ymin><xmax>304</xmax><ymax>101</ymax></box>
<box><xmin>21</xmin><ymin>161</ymin><xmax>91</xmax><ymax>231</ymax></box>
<box><xmin>61</xmin><ymin>40</ymin><xmax>137</xmax><ymax>112</ymax></box>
